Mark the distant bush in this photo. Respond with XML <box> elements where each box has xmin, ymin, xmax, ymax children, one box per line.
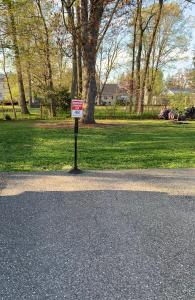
<box><xmin>4</xmin><ymin>114</ymin><xmax>12</xmax><ymax>120</ymax></box>
<box><xmin>54</xmin><ymin>87</ymin><xmax>71</xmax><ymax>112</ymax></box>
<box><xmin>3</xmin><ymin>100</ymin><xmax>18</xmax><ymax>105</ymax></box>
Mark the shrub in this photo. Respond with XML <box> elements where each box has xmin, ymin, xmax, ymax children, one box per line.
<box><xmin>54</xmin><ymin>87</ymin><xmax>71</xmax><ymax>112</ymax></box>
<box><xmin>3</xmin><ymin>100</ymin><xmax>18</xmax><ymax>105</ymax></box>
<box><xmin>4</xmin><ymin>114</ymin><xmax>12</xmax><ymax>120</ymax></box>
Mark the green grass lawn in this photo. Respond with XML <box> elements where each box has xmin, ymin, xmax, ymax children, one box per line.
<box><xmin>0</xmin><ymin>105</ymin><xmax>158</xmax><ymax>120</ymax></box>
<box><xmin>0</xmin><ymin>119</ymin><xmax>195</xmax><ymax>171</ymax></box>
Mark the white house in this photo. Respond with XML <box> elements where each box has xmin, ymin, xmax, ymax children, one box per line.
<box><xmin>101</xmin><ymin>84</ymin><xmax>129</xmax><ymax>105</ymax></box>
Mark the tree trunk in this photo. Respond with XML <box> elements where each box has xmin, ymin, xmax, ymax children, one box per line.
<box><xmin>130</xmin><ymin>1</ymin><xmax>139</xmax><ymax>111</ymax></box>
<box><xmin>82</xmin><ymin>49</ymin><xmax>96</xmax><ymax>123</ymax></box>
<box><xmin>76</xmin><ymin>3</ymin><xmax>82</xmax><ymax>98</ymax></box>
<box><xmin>7</xmin><ymin>1</ymin><xmax>29</xmax><ymax>114</ymax></box>
<box><xmin>134</xmin><ymin>0</ymin><xmax>143</xmax><ymax>113</ymax></box>
<box><xmin>97</xmin><ymin>90</ymin><xmax>102</xmax><ymax>106</ymax></box>
<box><xmin>62</xmin><ymin>0</ymin><xmax>79</xmax><ymax>99</ymax></box>
<box><xmin>139</xmin><ymin>0</ymin><xmax>163</xmax><ymax>113</ymax></box>
<box><xmin>147</xmin><ymin>89</ymin><xmax>153</xmax><ymax>105</ymax></box>
<box><xmin>82</xmin><ymin>54</ymin><xmax>97</xmax><ymax>123</ymax></box>
<box><xmin>36</xmin><ymin>0</ymin><xmax>56</xmax><ymax>117</ymax></box>
<box><xmin>1</xmin><ymin>41</ymin><xmax>17</xmax><ymax>119</ymax></box>
<box><xmin>135</xmin><ymin>29</ymin><xmax>144</xmax><ymax>113</ymax></box>
<box><xmin>77</xmin><ymin>46</ymin><xmax>82</xmax><ymax>98</ymax></box>
<box><xmin>71</xmin><ymin>37</ymin><xmax>78</xmax><ymax>98</ymax></box>
<box><xmin>87</xmin><ymin>73</ymin><xmax>96</xmax><ymax>123</ymax></box>
<box><xmin>27</xmin><ymin>67</ymin><xmax>33</xmax><ymax>108</ymax></box>
<box><xmin>81</xmin><ymin>0</ymin><xmax>104</xmax><ymax>123</ymax></box>
<box><xmin>82</xmin><ymin>58</ymin><xmax>90</xmax><ymax>102</ymax></box>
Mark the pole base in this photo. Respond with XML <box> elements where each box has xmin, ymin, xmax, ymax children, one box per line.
<box><xmin>68</xmin><ymin>167</ymin><xmax>83</xmax><ymax>175</ymax></box>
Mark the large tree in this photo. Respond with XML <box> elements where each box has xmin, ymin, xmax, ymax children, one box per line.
<box><xmin>81</xmin><ymin>0</ymin><xmax>122</xmax><ymax>123</ymax></box>
<box><xmin>35</xmin><ymin>0</ymin><xmax>56</xmax><ymax>117</ymax></box>
<box><xmin>62</xmin><ymin>0</ymin><xmax>121</xmax><ymax>123</ymax></box>
<box><xmin>2</xmin><ymin>0</ymin><xmax>29</xmax><ymax>114</ymax></box>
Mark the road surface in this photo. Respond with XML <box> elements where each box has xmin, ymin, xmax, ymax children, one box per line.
<box><xmin>0</xmin><ymin>169</ymin><xmax>195</xmax><ymax>299</ymax></box>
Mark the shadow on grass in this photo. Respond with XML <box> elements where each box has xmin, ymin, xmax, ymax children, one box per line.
<box><xmin>0</xmin><ymin>120</ymin><xmax>195</xmax><ymax>171</ymax></box>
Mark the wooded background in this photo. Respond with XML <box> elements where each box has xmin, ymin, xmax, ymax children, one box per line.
<box><xmin>0</xmin><ymin>0</ymin><xmax>194</xmax><ymax>123</ymax></box>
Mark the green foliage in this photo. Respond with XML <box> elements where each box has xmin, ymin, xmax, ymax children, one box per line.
<box><xmin>169</xmin><ymin>93</ymin><xmax>191</xmax><ymax>111</ymax></box>
<box><xmin>151</xmin><ymin>70</ymin><xmax>164</xmax><ymax>96</ymax></box>
<box><xmin>3</xmin><ymin>74</ymin><xmax>19</xmax><ymax>105</ymax></box>
<box><xmin>54</xmin><ymin>87</ymin><xmax>71</xmax><ymax>112</ymax></box>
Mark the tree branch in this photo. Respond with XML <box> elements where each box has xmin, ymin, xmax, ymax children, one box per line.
<box><xmin>97</xmin><ymin>0</ymin><xmax>121</xmax><ymax>51</ymax></box>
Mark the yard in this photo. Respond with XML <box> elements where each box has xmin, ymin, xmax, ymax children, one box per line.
<box><xmin>0</xmin><ymin>105</ymin><xmax>160</xmax><ymax>120</ymax></box>
<box><xmin>0</xmin><ymin>119</ymin><xmax>195</xmax><ymax>171</ymax></box>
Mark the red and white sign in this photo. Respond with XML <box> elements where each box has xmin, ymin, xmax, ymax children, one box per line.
<box><xmin>71</xmin><ymin>99</ymin><xmax>84</xmax><ymax>118</ymax></box>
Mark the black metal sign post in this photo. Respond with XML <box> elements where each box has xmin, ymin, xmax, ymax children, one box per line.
<box><xmin>69</xmin><ymin>99</ymin><xmax>83</xmax><ymax>174</ymax></box>
<box><xmin>69</xmin><ymin>118</ymin><xmax>82</xmax><ymax>174</ymax></box>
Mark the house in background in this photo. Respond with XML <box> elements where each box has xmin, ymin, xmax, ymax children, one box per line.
<box><xmin>100</xmin><ymin>84</ymin><xmax>129</xmax><ymax>105</ymax></box>
<box><xmin>158</xmin><ymin>87</ymin><xmax>195</xmax><ymax>106</ymax></box>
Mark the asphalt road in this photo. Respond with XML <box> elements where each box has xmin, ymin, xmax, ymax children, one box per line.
<box><xmin>0</xmin><ymin>169</ymin><xmax>195</xmax><ymax>300</ymax></box>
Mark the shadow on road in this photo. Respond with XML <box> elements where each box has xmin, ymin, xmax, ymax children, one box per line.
<box><xmin>0</xmin><ymin>190</ymin><xmax>194</xmax><ymax>299</ymax></box>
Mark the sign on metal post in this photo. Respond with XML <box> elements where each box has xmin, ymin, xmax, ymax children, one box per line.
<box><xmin>69</xmin><ymin>99</ymin><xmax>84</xmax><ymax>174</ymax></box>
<box><xmin>71</xmin><ymin>99</ymin><xmax>84</xmax><ymax>118</ymax></box>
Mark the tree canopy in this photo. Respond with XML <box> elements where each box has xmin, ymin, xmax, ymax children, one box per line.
<box><xmin>0</xmin><ymin>0</ymin><xmax>193</xmax><ymax>121</ymax></box>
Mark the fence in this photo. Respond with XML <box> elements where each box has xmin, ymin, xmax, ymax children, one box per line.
<box><xmin>95</xmin><ymin>105</ymin><xmax>162</xmax><ymax>119</ymax></box>
<box><xmin>0</xmin><ymin>104</ymin><xmax>163</xmax><ymax>120</ymax></box>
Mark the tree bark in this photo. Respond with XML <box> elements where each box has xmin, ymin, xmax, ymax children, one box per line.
<box><xmin>27</xmin><ymin>66</ymin><xmax>33</xmax><ymax>108</ymax></box>
<box><xmin>76</xmin><ymin>3</ymin><xmax>82</xmax><ymax>98</ymax></box>
<box><xmin>7</xmin><ymin>0</ymin><xmax>29</xmax><ymax>114</ymax></box>
<box><xmin>139</xmin><ymin>0</ymin><xmax>163</xmax><ymax>113</ymax></box>
<box><xmin>1</xmin><ymin>41</ymin><xmax>17</xmax><ymax>119</ymax></box>
<box><xmin>71</xmin><ymin>36</ymin><xmax>78</xmax><ymax>98</ymax></box>
<box><xmin>62</xmin><ymin>0</ymin><xmax>80</xmax><ymax>99</ymax></box>
<box><xmin>36</xmin><ymin>0</ymin><xmax>56</xmax><ymax>117</ymax></box>
<box><xmin>62</xmin><ymin>0</ymin><xmax>119</xmax><ymax>123</ymax></box>
<box><xmin>81</xmin><ymin>0</ymin><xmax>104</xmax><ymax>123</ymax></box>
<box><xmin>130</xmin><ymin>1</ymin><xmax>139</xmax><ymax>112</ymax></box>
<box><xmin>83</xmin><ymin>55</ymin><xmax>97</xmax><ymax>123</ymax></box>
<box><xmin>134</xmin><ymin>0</ymin><xmax>143</xmax><ymax>113</ymax></box>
